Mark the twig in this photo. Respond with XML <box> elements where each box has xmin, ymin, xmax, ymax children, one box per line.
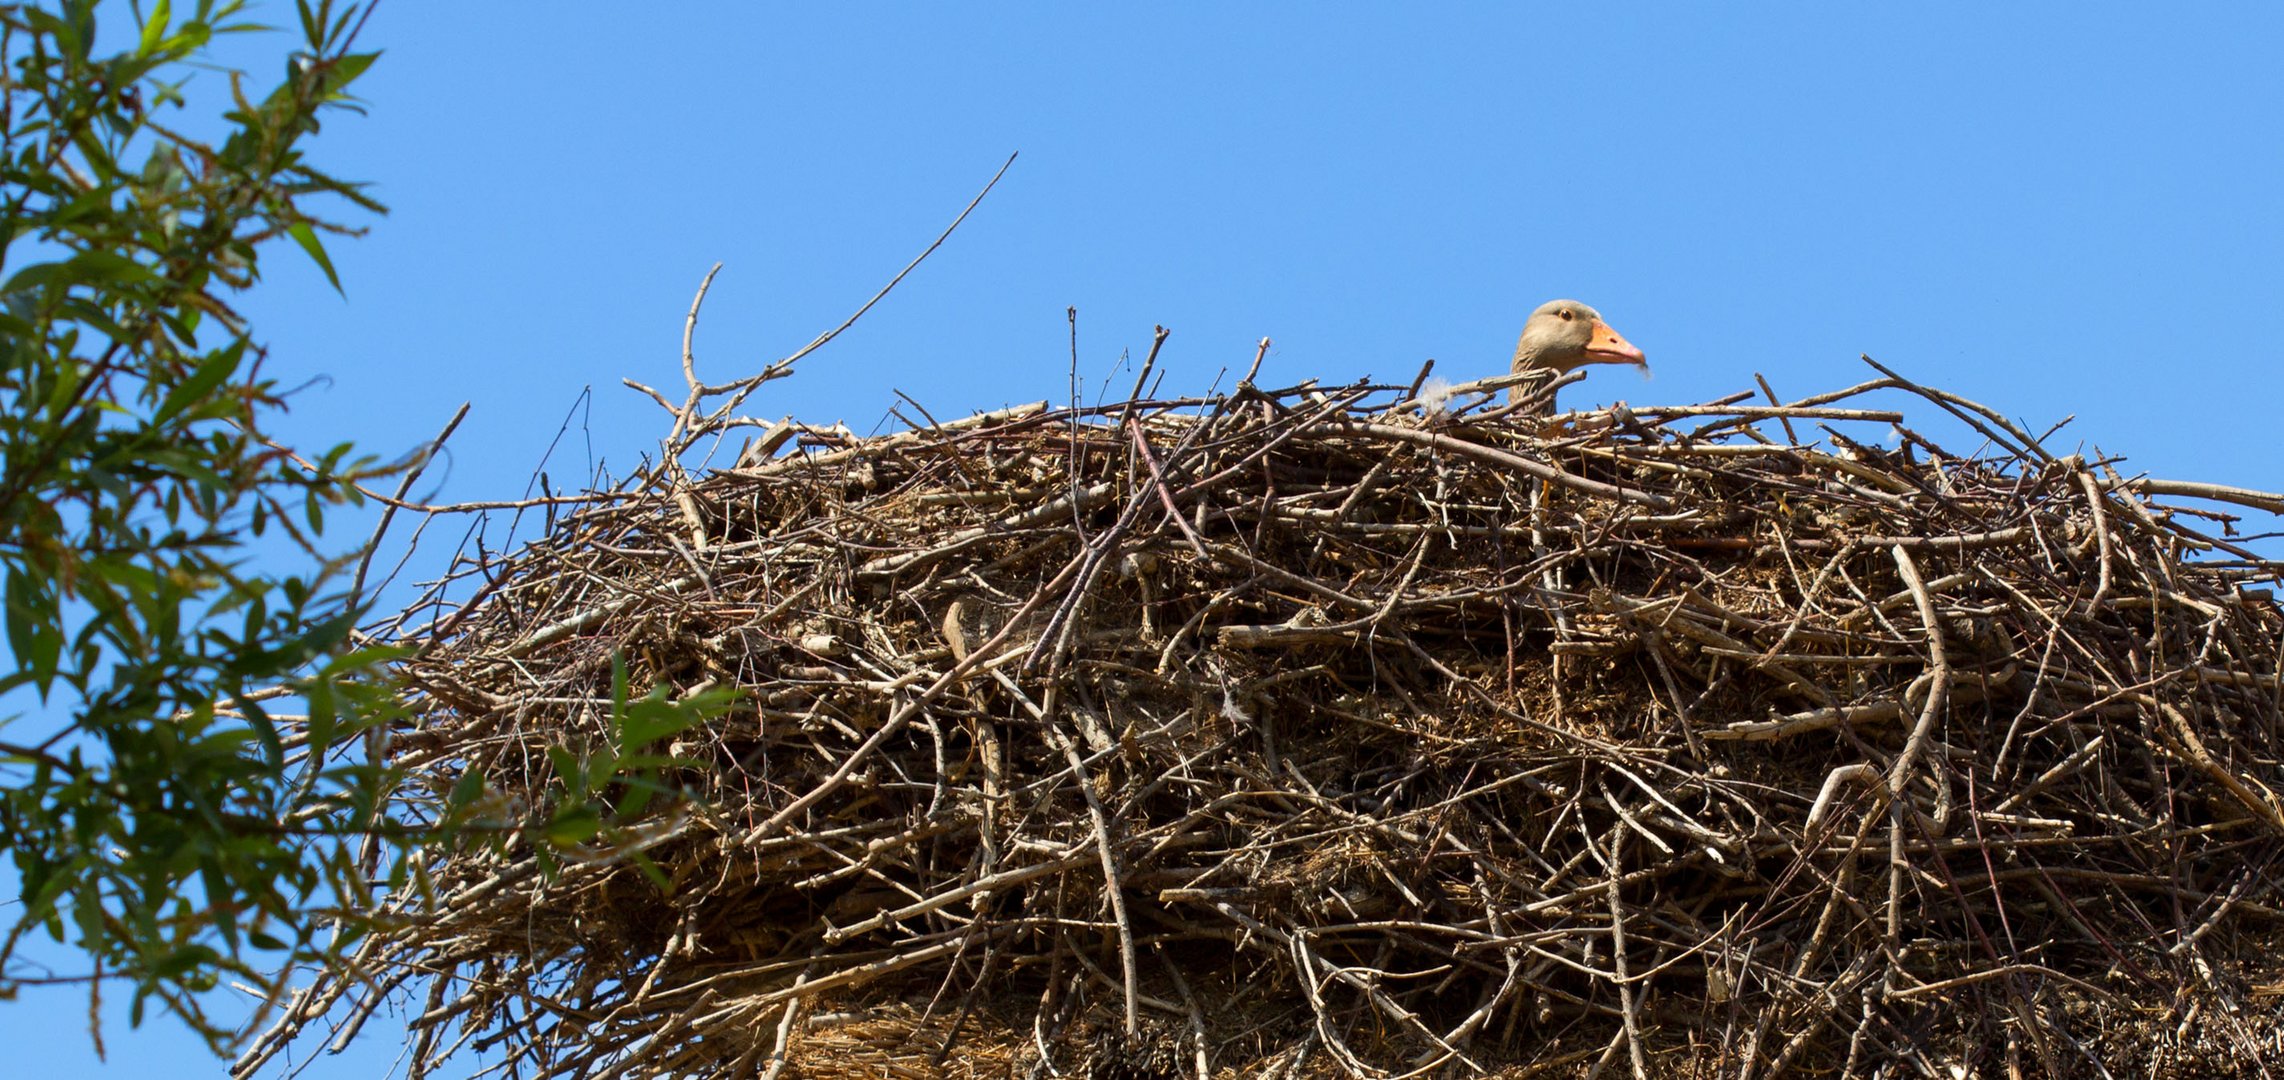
<box><xmin>776</xmin><ymin>152</ymin><xmax>1018</xmax><ymax>373</ymax></box>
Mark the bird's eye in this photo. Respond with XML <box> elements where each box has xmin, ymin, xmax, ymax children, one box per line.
<box><xmin>1558</xmin><ymin>309</ymin><xmax>1574</xmax><ymax>321</ymax></box>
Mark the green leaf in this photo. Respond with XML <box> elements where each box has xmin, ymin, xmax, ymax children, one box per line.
<box><xmin>137</xmin><ymin>0</ymin><xmax>174</xmax><ymax>58</ymax></box>
<box><xmin>151</xmin><ymin>943</ymin><xmax>223</xmax><ymax>980</ymax></box>
<box><xmin>616</xmin><ymin>780</ymin><xmax>656</xmax><ymax>822</ymax></box>
<box><xmin>544</xmin><ymin>806</ymin><xmax>602</xmax><ymax>848</ymax></box>
<box><xmin>153</xmin><ymin>341</ymin><xmax>247</xmax><ymax>426</ymax></box>
<box><xmin>67</xmin><ymin>249</ymin><xmax>163</xmax><ymax>288</ymax></box>
<box><xmin>302</xmin><ymin>675</ymin><xmax>335</xmax><ymax>754</ymax></box>
<box><xmin>627</xmin><ymin>850</ymin><xmax>671</xmax><ymax>891</ymax></box>
<box><xmin>29</xmin><ymin>624</ymin><xmax>63</xmax><ymax>694</ymax></box>
<box><xmin>3</xmin><ymin>260</ymin><xmax>74</xmax><ymax>295</ymax></box>
<box><xmin>287</xmin><ymin>222</ymin><xmax>342</xmax><ymax>293</ymax></box>
<box><xmin>325</xmin><ymin>51</ymin><xmax>381</xmax><ymax>93</ymax></box>
<box><xmin>193</xmin><ymin>723</ymin><xmax>258</xmax><ymax>756</ymax></box>
<box><xmin>545</xmin><ymin>745</ymin><xmax>585</xmax><ymax>800</ymax></box>
<box><xmin>615</xmin><ymin>697</ymin><xmax>703</xmax><ymax>755</ymax></box>
<box><xmin>446</xmin><ymin>769</ymin><xmax>486</xmax><ymax>815</ymax></box>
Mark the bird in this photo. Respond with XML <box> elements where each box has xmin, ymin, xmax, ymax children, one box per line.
<box><xmin>1508</xmin><ymin>299</ymin><xmax>1646</xmax><ymax>410</ymax></box>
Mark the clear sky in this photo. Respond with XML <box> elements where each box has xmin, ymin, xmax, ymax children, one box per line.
<box><xmin>14</xmin><ymin>3</ymin><xmax>2284</xmax><ymax>1075</ymax></box>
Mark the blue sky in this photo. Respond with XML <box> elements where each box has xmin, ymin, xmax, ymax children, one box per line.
<box><xmin>269</xmin><ymin>5</ymin><xmax>2283</xmax><ymax>515</ymax></box>
<box><xmin>14</xmin><ymin>3</ymin><xmax>2284</xmax><ymax>1075</ymax></box>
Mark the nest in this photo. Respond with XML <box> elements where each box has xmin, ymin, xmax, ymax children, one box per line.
<box><xmin>242</xmin><ymin>361</ymin><xmax>2284</xmax><ymax>1079</ymax></box>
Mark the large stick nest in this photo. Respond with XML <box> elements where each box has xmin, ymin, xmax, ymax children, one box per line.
<box><xmin>245</xmin><ymin>363</ymin><xmax>2284</xmax><ymax>1079</ymax></box>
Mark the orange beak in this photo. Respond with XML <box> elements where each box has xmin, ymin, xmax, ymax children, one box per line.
<box><xmin>1584</xmin><ymin>320</ymin><xmax>1647</xmax><ymax>367</ymax></box>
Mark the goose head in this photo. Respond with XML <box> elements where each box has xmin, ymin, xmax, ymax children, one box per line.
<box><xmin>1512</xmin><ymin>299</ymin><xmax>1646</xmax><ymax>376</ymax></box>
